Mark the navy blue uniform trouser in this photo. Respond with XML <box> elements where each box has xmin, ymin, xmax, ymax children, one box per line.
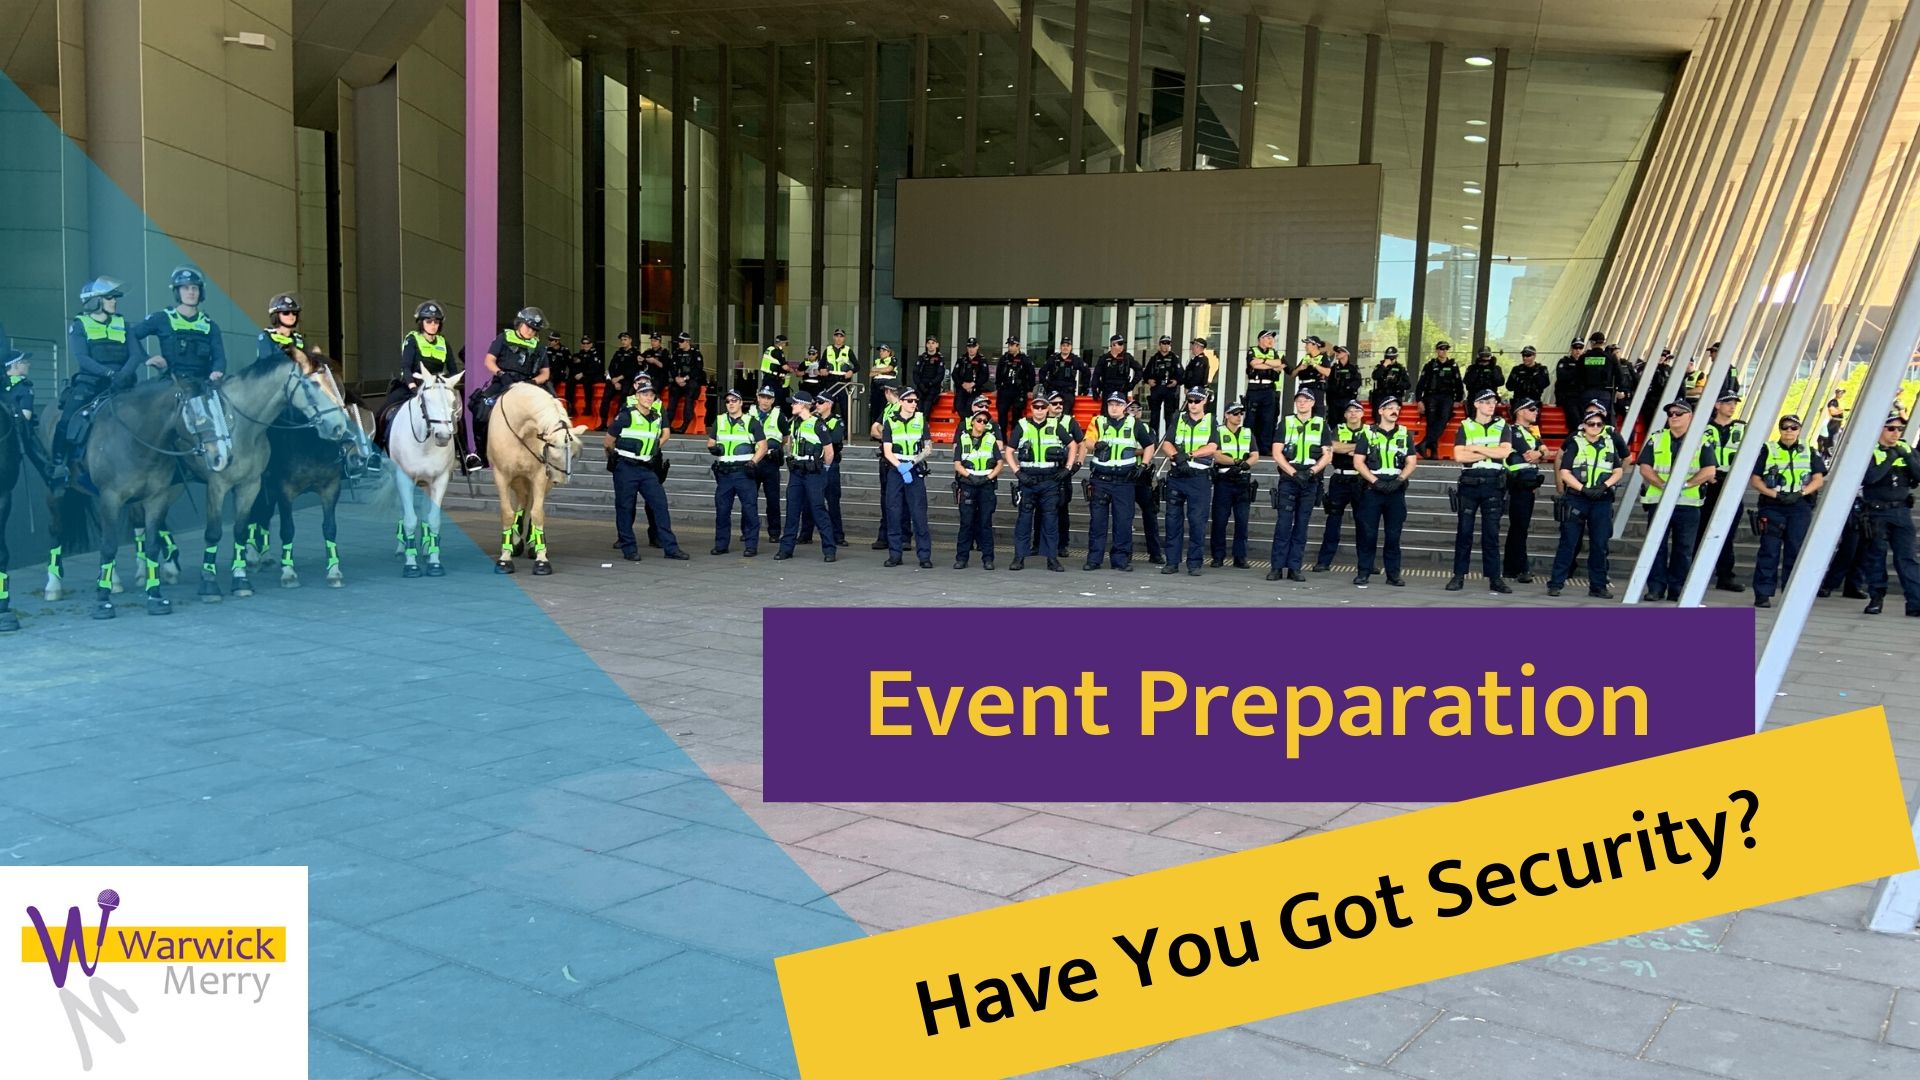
<box><xmin>1752</xmin><ymin>499</ymin><xmax>1811</xmax><ymax>599</ymax></box>
<box><xmin>1149</xmin><ymin>388</ymin><xmax>1179</xmax><ymax>441</ymax></box>
<box><xmin>1453</xmin><ymin>476</ymin><xmax>1506</xmax><ymax>578</ymax></box>
<box><xmin>752</xmin><ymin>460</ymin><xmax>783</xmax><ymax>542</ymax></box>
<box><xmin>1863</xmin><ymin>504</ymin><xmax>1920</xmax><ymax>608</ymax></box>
<box><xmin>1244</xmin><ymin>388</ymin><xmax>1279</xmax><ymax>453</ymax></box>
<box><xmin>1267</xmin><ymin>477</ymin><xmax>1317</xmax><ymax>571</ymax></box>
<box><xmin>1315</xmin><ymin>475</ymin><xmax>1361</xmax><ymax>567</ymax></box>
<box><xmin>1821</xmin><ymin>508</ymin><xmax>1867</xmax><ymax>592</ymax></box>
<box><xmin>1644</xmin><ymin>503</ymin><xmax>1701</xmax><ymax>598</ymax></box>
<box><xmin>956</xmin><ymin>482</ymin><xmax>996</xmax><ymax>561</ymax></box>
<box><xmin>1165</xmin><ymin>471</ymin><xmax>1212</xmax><ymax>569</ymax></box>
<box><xmin>614</xmin><ymin>460</ymin><xmax>679</xmax><ymax>555</ymax></box>
<box><xmin>1055</xmin><ymin>474</ymin><xmax>1074</xmax><ymax>551</ymax></box>
<box><xmin>884</xmin><ymin>467</ymin><xmax>932</xmax><ymax>560</ymax></box>
<box><xmin>1356</xmin><ymin>486</ymin><xmax>1407</xmax><ymax>576</ymax></box>
<box><xmin>1418</xmin><ymin>397</ymin><xmax>1454</xmax><ymax>456</ymax></box>
<box><xmin>1550</xmin><ymin>495</ymin><xmax>1614</xmax><ymax>590</ymax></box>
<box><xmin>1209</xmin><ymin>477</ymin><xmax>1252</xmax><ymax>564</ymax></box>
<box><xmin>996</xmin><ymin>392</ymin><xmax>1026</xmax><ymax>440</ymax></box>
<box><xmin>1503</xmin><ymin>482</ymin><xmax>1540</xmax><ymax>577</ymax></box>
<box><xmin>1014</xmin><ymin>473</ymin><xmax>1061</xmax><ymax>559</ymax></box>
<box><xmin>713</xmin><ymin>468</ymin><xmax>759</xmax><ymax>552</ymax></box>
<box><xmin>1700</xmin><ymin>481</ymin><xmax>1740</xmax><ymax>581</ymax></box>
<box><xmin>779</xmin><ymin>468</ymin><xmax>833</xmax><ymax>556</ymax></box>
<box><xmin>873</xmin><ymin>458</ymin><xmax>892</xmax><ymax>541</ymax></box>
<box><xmin>1136</xmin><ymin>482</ymin><xmax>1163</xmax><ymax>560</ymax></box>
<box><xmin>1086</xmin><ymin>474</ymin><xmax>1138</xmax><ymax>567</ymax></box>
<box><xmin>797</xmin><ymin>461</ymin><xmax>846</xmax><ymax>543</ymax></box>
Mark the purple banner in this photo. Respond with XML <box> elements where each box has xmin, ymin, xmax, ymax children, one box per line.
<box><xmin>762</xmin><ymin>607</ymin><xmax>1754</xmax><ymax>803</ymax></box>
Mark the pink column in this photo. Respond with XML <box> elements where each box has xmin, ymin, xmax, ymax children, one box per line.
<box><xmin>463</xmin><ymin>0</ymin><xmax>499</xmax><ymax>456</ymax></box>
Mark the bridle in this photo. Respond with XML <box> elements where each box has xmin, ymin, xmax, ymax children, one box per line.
<box><xmin>502</xmin><ymin>395</ymin><xmax>575</xmax><ymax>481</ymax></box>
<box><xmin>219</xmin><ymin>361</ymin><xmax>352</xmax><ymax>438</ymax></box>
<box><xmin>409</xmin><ymin>376</ymin><xmax>461</xmax><ymax>444</ymax></box>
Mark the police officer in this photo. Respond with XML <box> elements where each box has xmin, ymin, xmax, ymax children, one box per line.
<box><xmin>1244</xmin><ymin>329</ymin><xmax>1284</xmax><ymax>449</ymax></box>
<box><xmin>466</xmin><ymin>305</ymin><xmax>549</xmax><ymax>469</ymax></box>
<box><xmin>1142</xmin><ymin>335</ymin><xmax>1183</xmax><ymax>439</ymax></box>
<box><xmin>798</xmin><ymin>344</ymin><xmax>826</xmax><ymax>403</ymax></box>
<box><xmin>1326</xmin><ymin>346</ymin><xmax>1362</xmax><ymax>416</ymax></box>
<box><xmin>1005</xmin><ymin>393</ymin><xmax>1070</xmax><ymax>571</ymax></box>
<box><xmin>952</xmin><ymin>337</ymin><xmax>991</xmax><ymax>420</ymax></box>
<box><xmin>1450</xmin><ymin>388</ymin><xmax>1514</xmax><ymax>593</ymax></box>
<box><xmin>797</xmin><ymin>391</ymin><xmax>849</xmax><ymax>548</ymax></box>
<box><xmin>1547</xmin><ymin>410</ymin><xmax>1626</xmax><ymax>598</ymax></box>
<box><xmin>1041</xmin><ymin>337</ymin><xmax>1086</xmax><ymax>414</ymax></box>
<box><xmin>51</xmin><ymin>276</ymin><xmax>134</xmax><ymax>485</ymax></box>
<box><xmin>604</xmin><ymin>332</ymin><xmax>640</xmax><ymax>431</ymax></box>
<box><xmin>1749</xmin><ymin>414</ymin><xmax>1825</xmax><ymax>608</ymax></box>
<box><xmin>1414</xmin><ymin>341</ymin><xmax>1462</xmax><ymax>459</ymax></box>
<box><xmin>1094</xmin><ymin>334</ymin><xmax>1141</xmax><ymax>404</ymax></box>
<box><xmin>132</xmin><ymin>266</ymin><xmax>227</xmax><ymax>387</ymax></box>
<box><xmin>773</xmin><ymin>392</ymin><xmax>836</xmax><ymax>562</ymax></box>
<box><xmin>1160</xmin><ymin>388</ymin><xmax>1218</xmax><ymax>576</ymax></box>
<box><xmin>1313</xmin><ymin>399</ymin><xmax>1369</xmax><ymax>572</ymax></box>
<box><xmin>1641</xmin><ymin>349</ymin><xmax>1676</xmax><ymax>429</ymax></box>
<box><xmin>1859</xmin><ymin>412</ymin><xmax>1920</xmax><ymax>616</ymax></box>
<box><xmin>1554</xmin><ymin>339</ymin><xmax>1585</xmax><ymax>436</ymax></box>
<box><xmin>1354</xmin><ymin>397</ymin><xmax>1417</xmax><ymax>586</ymax></box>
<box><xmin>1086</xmin><ymin>390</ymin><xmax>1153</xmax><ymax>571</ymax></box>
<box><xmin>1049</xmin><ymin>391</ymin><xmax>1085</xmax><ymax>557</ymax></box>
<box><xmin>1682</xmin><ymin>342</ymin><xmax>1737</xmax><ymax>411</ymax></box>
<box><xmin>256</xmin><ymin>294</ymin><xmax>305</xmax><ymax>370</ymax></box>
<box><xmin>1578</xmin><ymin>331</ymin><xmax>1615</xmax><ymax>416</ymax></box>
<box><xmin>1208</xmin><ymin>399</ymin><xmax>1258</xmax><ymax>570</ymax></box>
<box><xmin>868</xmin><ymin>382</ymin><xmax>903</xmax><ymax>550</ymax></box>
<box><xmin>953</xmin><ymin>398</ymin><xmax>1002</xmax><ymax>570</ymax></box>
<box><xmin>3</xmin><ymin>339</ymin><xmax>56</xmax><ymax>486</ymax></box>
<box><xmin>1295</xmin><ymin>336</ymin><xmax>1330</xmax><ymax>416</ymax></box>
<box><xmin>914</xmin><ymin>335</ymin><xmax>947</xmax><ymax>418</ymax></box>
<box><xmin>374</xmin><ymin>299</ymin><xmax>457</xmax><ymax>452</ymax></box>
<box><xmin>707</xmin><ymin>388</ymin><xmax>766</xmax><ymax>556</ymax></box>
<box><xmin>759</xmin><ymin>333</ymin><xmax>792</xmax><ymax>408</ymax></box>
<box><xmin>547</xmin><ymin>332</ymin><xmax>572</xmax><ymax>407</ymax></box>
<box><xmin>1818</xmin><ymin>397</ymin><xmax>1844</xmax><ymax>458</ymax></box>
<box><xmin>574</xmin><ymin>336</ymin><xmax>605</xmax><ymax>417</ymax></box>
<box><xmin>749</xmin><ymin>386</ymin><xmax>785</xmax><ymax>545</ymax></box>
<box><xmin>1464</xmin><ymin>348</ymin><xmax>1504</xmax><ymax>404</ymax></box>
<box><xmin>994</xmin><ymin>335</ymin><xmax>1035</xmax><ymax>437</ymax></box>
<box><xmin>1636</xmin><ymin>399</ymin><xmax>1717</xmax><ymax>602</ymax></box>
<box><xmin>667</xmin><ymin>332</ymin><xmax>705</xmax><ymax>434</ymax></box>
<box><xmin>1501</xmin><ymin>398</ymin><xmax>1553</xmax><ymax>583</ymax></box>
<box><xmin>1699</xmin><ymin>391</ymin><xmax>1748</xmax><ymax>591</ymax></box>
<box><xmin>1506</xmin><ymin>346</ymin><xmax>1551</xmax><ymax>413</ymax></box>
<box><xmin>606</xmin><ymin>377</ymin><xmax>687</xmax><ymax>564</ymax></box>
<box><xmin>1266</xmin><ymin>388</ymin><xmax>1330</xmax><ymax>581</ymax></box>
<box><xmin>1129</xmin><ymin>399</ymin><xmax>1166</xmax><ymax>566</ymax></box>
<box><xmin>880</xmin><ymin>387</ymin><xmax>934</xmax><ymax>568</ymax></box>
<box><xmin>1182</xmin><ymin>336</ymin><xmax>1215</xmax><ymax>414</ymax></box>
<box><xmin>821</xmin><ymin>328</ymin><xmax>858</xmax><ymax>415</ymax></box>
<box><xmin>869</xmin><ymin>342</ymin><xmax>900</xmax><ymax>427</ymax></box>
<box><xmin>1370</xmin><ymin>346</ymin><xmax>1411</xmax><ymax>416</ymax></box>
<box><xmin>642</xmin><ymin>331</ymin><xmax>670</xmax><ymax>390</ymax></box>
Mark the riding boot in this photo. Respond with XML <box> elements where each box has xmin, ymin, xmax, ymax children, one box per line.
<box><xmin>23</xmin><ymin>431</ymin><xmax>64</xmax><ymax>488</ymax></box>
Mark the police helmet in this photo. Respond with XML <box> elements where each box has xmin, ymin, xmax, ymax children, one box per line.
<box><xmin>415</xmin><ymin>300</ymin><xmax>446</xmax><ymax>324</ymax></box>
<box><xmin>169</xmin><ymin>266</ymin><xmax>207</xmax><ymax>299</ymax></box>
<box><xmin>514</xmin><ymin>306</ymin><xmax>547</xmax><ymax>334</ymax></box>
<box><xmin>268</xmin><ymin>292</ymin><xmax>301</xmax><ymax>319</ymax></box>
<box><xmin>79</xmin><ymin>276</ymin><xmax>125</xmax><ymax>313</ymax></box>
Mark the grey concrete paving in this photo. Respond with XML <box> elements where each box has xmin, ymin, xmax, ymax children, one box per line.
<box><xmin>449</xmin><ymin>464</ymin><xmax>1920</xmax><ymax>1080</ymax></box>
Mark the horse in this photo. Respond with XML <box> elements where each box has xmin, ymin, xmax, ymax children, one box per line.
<box><xmin>44</xmin><ymin>375</ymin><xmax>236</xmax><ymax>618</ymax></box>
<box><xmin>488</xmin><ymin>381</ymin><xmax>586</xmax><ymax>575</ymax></box>
<box><xmin>184</xmin><ymin>348</ymin><xmax>353</xmax><ymax>603</ymax></box>
<box><xmin>238</xmin><ymin>354</ymin><xmax>369</xmax><ymax>588</ymax></box>
<box><xmin>384</xmin><ymin>369</ymin><xmax>463</xmax><ymax>578</ymax></box>
<box><xmin>0</xmin><ymin>401</ymin><xmax>22</xmax><ymax>631</ymax></box>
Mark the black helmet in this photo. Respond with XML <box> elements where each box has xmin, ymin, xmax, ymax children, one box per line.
<box><xmin>267</xmin><ymin>292</ymin><xmax>301</xmax><ymax>318</ymax></box>
<box><xmin>79</xmin><ymin>276</ymin><xmax>125</xmax><ymax>313</ymax></box>
<box><xmin>514</xmin><ymin>306</ymin><xmax>547</xmax><ymax>334</ymax></box>
<box><xmin>415</xmin><ymin>300</ymin><xmax>445</xmax><ymax>324</ymax></box>
<box><xmin>169</xmin><ymin>266</ymin><xmax>207</xmax><ymax>299</ymax></box>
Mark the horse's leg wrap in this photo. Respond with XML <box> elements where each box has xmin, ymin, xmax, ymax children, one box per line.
<box><xmin>97</xmin><ymin>561</ymin><xmax>114</xmax><ymax>591</ymax></box>
<box><xmin>281</xmin><ymin>542</ymin><xmax>295</xmax><ymax>569</ymax></box>
<box><xmin>47</xmin><ymin>545</ymin><xmax>62</xmax><ymax>581</ymax></box>
<box><xmin>422</xmin><ymin>526</ymin><xmax>439</xmax><ymax>558</ymax></box>
<box><xmin>143</xmin><ymin>553</ymin><xmax>160</xmax><ymax>592</ymax></box>
<box><xmin>202</xmin><ymin>545</ymin><xmax>218</xmax><ymax>575</ymax></box>
<box><xmin>158</xmin><ymin>531</ymin><xmax>177</xmax><ymax>562</ymax></box>
<box><xmin>530</xmin><ymin>524</ymin><xmax>547</xmax><ymax>561</ymax></box>
<box><xmin>325</xmin><ymin>540</ymin><xmax>340</xmax><ymax>571</ymax></box>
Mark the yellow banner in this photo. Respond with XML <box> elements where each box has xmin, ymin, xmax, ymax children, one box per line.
<box><xmin>776</xmin><ymin>708</ymin><xmax>1917</xmax><ymax>1079</ymax></box>
<box><xmin>21</xmin><ymin>926</ymin><xmax>287</xmax><ymax>963</ymax></box>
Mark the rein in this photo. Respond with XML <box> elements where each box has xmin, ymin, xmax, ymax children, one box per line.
<box><xmin>102</xmin><ymin>389</ymin><xmax>205</xmax><ymax>459</ymax></box>
<box><xmin>500</xmin><ymin>395</ymin><xmax>574</xmax><ymax>481</ymax></box>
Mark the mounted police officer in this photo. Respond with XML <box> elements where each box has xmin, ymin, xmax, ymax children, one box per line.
<box><xmin>1005</xmin><ymin>393</ymin><xmax>1071</xmax><ymax>572</ymax></box>
<box><xmin>707</xmin><ymin>387</ymin><xmax>766</xmax><ymax>557</ymax></box>
<box><xmin>1354</xmin><ymin>397</ymin><xmax>1417</xmax><ymax>587</ymax></box>
<box><xmin>1160</xmin><ymin>387</ymin><xmax>1219</xmax><ymax>576</ymax></box>
<box><xmin>1208</xmin><ymin>399</ymin><xmax>1257</xmax><ymax>570</ymax></box>
<box><xmin>133</xmin><ymin>265</ymin><xmax>227</xmax><ymax>388</ymax></box>
<box><xmin>880</xmin><ymin>387</ymin><xmax>934</xmax><ymax>568</ymax></box>
<box><xmin>1414</xmin><ymin>340</ymin><xmax>1461</xmax><ymax>460</ymax></box>
<box><xmin>256</xmin><ymin>293</ymin><xmax>306</xmax><ymax>364</ymax></box>
<box><xmin>1370</xmin><ymin>346</ymin><xmax>1410</xmax><ymax>415</ymax></box>
<box><xmin>50</xmin><ymin>276</ymin><xmax>134</xmax><ymax>486</ymax></box>
<box><xmin>774</xmin><ymin>391</ymin><xmax>836</xmax><ymax>562</ymax></box>
<box><xmin>1085</xmin><ymin>390</ymin><xmax>1154</xmax><ymax>571</ymax></box>
<box><xmin>1313</xmin><ymin>399</ymin><xmax>1369</xmax><ymax>572</ymax></box>
<box><xmin>466</xmin><ymin>305</ymin><xmax>549</xmax><ymax>470</ymax></box>
<box><xmin>1501</xmin><ymin>398</ymin><xmax>1553</xmax><ymax>584</ymax></box>
<box><xmin>1244</xmin><ymin>329</ymin><xmax>1284</xmax><ymax>449</ymax></box>
<box><xmin>1266</xmin><ymin>388</ymin><xmax>1330</xmax><ymax>582</ymax></box>
<box><xmin>994</xmin><ymin>335</ymin><xmax>1035</xmax><ymax>438</ymax></box>
<box><xmin>1547</xmin><ymin>409</ymin><xmax>1626</xmax><ymax>598</ymax></box>
<box><xmin>606</xmin><ymin>377</ymin><xmax>688</xmax><ymax>564</ymax></box>
<box><xmin>1749</xmin><ymin>414</ymin><xmax>1825</xmax><ymax>608</ymax></box>
<box><xmin>952</xmin><ymin>398</ymin><xmax>1002</xmax><ymax>570</ymax></box>
<box><xmin>1859</xmin><ymin>412</ymin><xmax>1920</xmax><ymax>616</ymax></box>
<box><xmin>1449</xmin><ymin>388</ymin><xmax>1513</xmax><ymax>593</ymax></box>
<box><xmin>1636</xmin><ymin>399</ymin><xmax>1717</xmax><ymax>602</ymax></box>
<box><xmin>376</xmin><ymin>300</ymin><xmax>456</xmax><ymax>452</ymax></box>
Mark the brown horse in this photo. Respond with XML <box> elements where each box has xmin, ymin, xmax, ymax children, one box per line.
<box><xmin>487</xmin><ymin>382</ymin><xmax>586</xmax><ymax>575</ymax></box>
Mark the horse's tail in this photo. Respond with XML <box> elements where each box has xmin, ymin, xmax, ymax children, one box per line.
<box><xmin>50</xmin><ymin>486</ymin><xmax>97</xmax><ymax>553</ymax></box>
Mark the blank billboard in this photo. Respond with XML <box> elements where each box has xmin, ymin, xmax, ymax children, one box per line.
<box><xmin>893</xmin><ymin>164</ymin><xmax>1383</xmax><ymax>300</ymax></box>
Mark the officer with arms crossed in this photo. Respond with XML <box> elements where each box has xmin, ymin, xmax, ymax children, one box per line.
<box><xmin>1266</xmin><ymin>388</ymin><xmax>1330</xmax><ymax>582</ymax></box>
<box><xmin>1243</xmin><ymin>330</ymin><xmax>1284</xmax><ymax>451</ymax></box>
<box><xmin>1160</xmin><ymin>388</ymin><xmax>1219</xmax><ymax>577</ymax></box>
<box><xmin>1354</xmin><ymin>397</ymin><xmax>1417</xmax><ymax>586</ymax></box>
<box><xmin>1085</xmin><ymin>390</ymin><xmax>1154</xmax><ymax>572</ymax></box>
<box><xmin>1547</xmin><ymin>410</ymin><xmax>1626</xmax><ymax>598</ymax></box>
<box><xmin>1450</xmin><ymin>388</ymin><xmax>1514</xmax><ymax>593</ymax></box>
<box><xmin>1748</xmin><ymin>414</ymin><xmax>1825</xmax><ymax>608</ymax></box>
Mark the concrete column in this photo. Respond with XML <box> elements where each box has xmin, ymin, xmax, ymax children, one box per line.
<box><xmin>353</xmin><ymin>72</ymin><xmax>400</xmax><ymax>378</ymax></box>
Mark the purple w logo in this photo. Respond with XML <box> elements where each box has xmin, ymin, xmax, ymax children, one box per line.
<box><xmin>25</xmin><ymin>888</ymin><xmax>120</xmax><ymax>989</ymax></box>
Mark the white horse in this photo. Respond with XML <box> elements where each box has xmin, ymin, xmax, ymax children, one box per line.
<box><xmin>388</xmin><ymin>370</ymin><xmax>464</xmax><ymax>577</ymax></box>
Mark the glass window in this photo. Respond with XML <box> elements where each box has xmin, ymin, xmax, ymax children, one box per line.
<box><xmin>1137</xmin><ymin>1</ymin><xmax>1187</xmax><ymax>171</ymax></box>
<box><xmin>925</xmin><ymin>37</ymin><xmax>970</xmax><ymax>176</ymax></box>
<box><xmin>1310</xmin><ymin>31</ymin><xmax>1367</xmax><ymax>166</ymax></box>
<box><xmin>824</xmin><ymin>41</ymin><xmax>865</xmax><ymax>344</ymax></box>
<box><xmin>605</xmin><ymin>71</ymin><xmax>628</xmax><ymax>341</ymax></box>
<box><xmin>1030</xmin><ymin>0</ymin><xmax>1076</xmax><ymax>173</ymax></box>
<box><xmin>1193</xmin><ymin>12</ymin><xmax>1244</xmax><ymax>168</ymax></box>
<box><xmin>873</xmin><ymin>41</ymin><xmax>914</xmax><ymax>354</ymax></box>
<box><xmin>729</xmin><ymin>47</ymin><xmax>770</xmax><ymax>349</ymax></box>
<box><xmin>780</xmin><ymin>44</ymin><xmax>815</xmax><ymax>343</ymax></box>
<box><xmin>635</xmin><ymin>53</ymin><xmax>674</xmax><ymax>335</ymax></box>
<box><xmin>1420</xmin><ymin>47</ymin><xmax>1496</xmax><ymax>354</ymax></box>
<box><xmin>1083</xmin><ymin>0</ymin><xmax>1133</xmax><ymax>172</ymax></box>
<box><xmin>1361</xmin><ymin>40</ymin><xmax>1430</xmax><ymax>376</ymax></box>
<box><xmin>1252</xmin><ymin>19</ymin><xmax>1304</xmax><ymax>167</ymax></box>
<box><xmin>682</xmin><ymin>48</ymin><xmax>722</xmax><ymax>349</ymax></box>
<box><xmin>976</xmin><ymin>33</ymin><xmax>1021</xmax><ymax>175</ymax></box>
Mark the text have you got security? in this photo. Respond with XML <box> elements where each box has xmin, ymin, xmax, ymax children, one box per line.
<box><xmin>870</xmin><ymin>663</ymin><xmax>1649</xmax><ymax>758</ymax></box>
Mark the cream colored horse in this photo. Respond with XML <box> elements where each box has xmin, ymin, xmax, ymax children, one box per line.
<box><xmin>488</xmin><ymin>382</ymin><xmax>586</xmax><ymax>575</ymax></box>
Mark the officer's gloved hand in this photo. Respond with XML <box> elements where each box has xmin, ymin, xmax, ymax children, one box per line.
<box><xmin>1776</xmin><ymin>490</ymin><xmax>1801</xmax><ymax>506</ymax></box>
<box><xmin>896</xmin><ymin>460</ymin><xmax>916</xmax><ymax>484</ymax></box>
<box><xmin>708</xmin><ymin>444</ymin><xmax>723</xmax><ymax>456</ymax></box>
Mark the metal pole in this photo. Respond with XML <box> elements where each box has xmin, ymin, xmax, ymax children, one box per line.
<box><xmin>1680</xmin><ymin>9</ymin><xmax>1920</xmax><ymax>605</ymax></box>
<box><xmin>1821</xmin><ymin>131</ymin><xmax>1920</xmax><ymax>411</ymax></box>
<box><xmin>1612</xmin><ymin>11</ymin><xmax>1872</xmax><ymax>535</ymax></box>
<box><xmin>1798</xmin><ymin>142</ymin><xmax>1919</xmax><ymax>421</ymax></box>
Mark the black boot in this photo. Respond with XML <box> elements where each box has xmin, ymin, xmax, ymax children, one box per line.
<box><xmin>1864</xmin><ymin>593</ymin><xmax>1885</xmax><ymax>615</ymax></box>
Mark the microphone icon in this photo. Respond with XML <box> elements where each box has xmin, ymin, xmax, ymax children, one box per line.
<box><xmin>95</xmin><ymin>889</ymin><xmax>120</xmax><ymax>954</ymax></box>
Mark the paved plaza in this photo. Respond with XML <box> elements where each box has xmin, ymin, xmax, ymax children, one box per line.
<box><xmin>4</xmin><ymin>489</ymin><xmax>1917</xmax><ymax>1078</ymax></box>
